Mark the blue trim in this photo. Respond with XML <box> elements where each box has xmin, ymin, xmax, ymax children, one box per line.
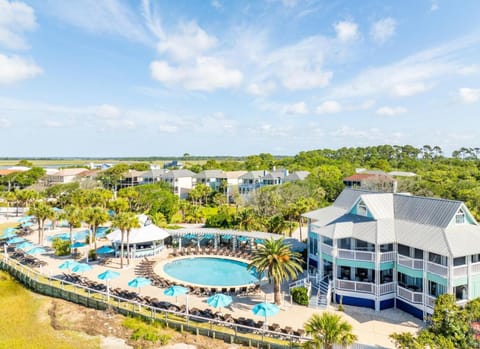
<box><xmin>309</xmin><ymin>259</ymin><xmax>318</xmax><ymax>268</ymax></box>
<box><xmin>380</xmin><ymin>298</ymin><xmax>394</xmax><ymax>310</ymax></box>
<box><xmin>335</xmin><ymin>294</ymin><xmax>374</xmax><ymax>309</ymax></box>
<box><xmin>396</xmin><ymin>298</ymin><xmax>423</xmax><ymax>320</ymax></box>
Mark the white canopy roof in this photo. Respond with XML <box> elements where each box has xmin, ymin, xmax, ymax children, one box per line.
<box><xmin>108</xmin><ymin>224</ymin><xmax>170</xmax><ymax>244</ymax></box>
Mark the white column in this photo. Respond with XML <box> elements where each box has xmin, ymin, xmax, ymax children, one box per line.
<box><xmin>375</xmin><ymin>244</ymin><xmax>381</xmax><ymax>311</ymax></box>
<box><xmin>468</xmin><ymin>255</ymin><xmax>472</xmax><ymax>299</ymax></box>
<box><xmin>332</xmin><ymin>237</ymin><xmax>338</xmax><ymax>303</ymax></box>
<box><xmin>422</xmin><ymin>249</ymin><xmax>428</xmax><ymax>321</ymax></box>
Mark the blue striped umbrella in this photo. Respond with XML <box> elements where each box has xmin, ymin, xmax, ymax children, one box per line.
<box><xmin>207</xmin><ymin>293</ymin><xmax>232</xmax><ymax>309</ymax></box>
<box><xmin>71</xmin><ymin>263</ymin><xmax>92</xmax><ymax>273</ymax></box>
<box><xmin>15</xmin><ymin>241</ymin><xmax>34</xmax><ymax>250</ymax></box>
<box><xmin>58</xmin><ymin>260</ymin><xmax>79</xmax><ymax>270</ymax></box>
<box><xmin>6</xmin><ymin>237</ymin><xmax>25</xmax><ymax>244</ymax></box>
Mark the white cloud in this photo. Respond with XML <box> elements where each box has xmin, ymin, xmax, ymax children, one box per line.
<box><xmin>284</xmin><ymin>101</ymin><xmax>308</xmax><ymax>115</ymax></box>
<box><xmin>150</xmin><ymin>57</ymin><xmax>243</xmax><ymax>91</ymax></box>
<box><xmin>376</xmin><ymin>106</ymin><xmax>407</xmax><ymax>116</ymax></box>
<box><xmin>0</xmin><ymin>0</ymin><xmax>36</xmax><ymax>50</ymax></box>
<box><xmin>334</xmin><ymin>21</ymin><xmax>359</xmax><ymax>42</ymax></box>
<box><xmin>458</xmin><ymin>65</ymin><xmax>479</xmax><ymax>75</ymax></box>
<box><xmin>0</xmin><ymin>118</ymin><xmax>12</xmax><ymax>128</ymax></box>
<box><xmin>316</xmin><ymin>100</ymin><xmax>342</xmax><ymax>114</ymax></box>
<box><xmin>211</xmin><ymin>0</ymin><xmax>222</xmax><ymax>8</ymax></box>
<box><xmin>331</xmin><ymin>35</ymin><xmax>480</xmax><ymax>99</ymax></box>
<box><xmin>158</xmin><ymin>124</ymin><xmax>178</xmax><ymax>133</ymax></box>
<box><xmin>459</xmin><ymin>88</ymin><xmax>480</xmax><ymax>103</ymax></box>
<box><xmin>0</xmin><ymin>54</ymin><xmax>42</xmax><ymax>84</ymax></box>
<box><xmin>246</xmin><ymin>81</ymin><xmax>276</xmax><ymax>96</ymax></box>
<box><xmin>44</xmin><ymin>0</ymin><xmax>152</xmax><ymax>45</ymax></box>
<box><xmin>329</xmin><ymin>126</ymin><xmax>404</xmax><ymax>142</ymax></box>
<box><xmin>43</xmin><ymin>120</ymin><xmax>64</xmax><ymax>128</ymax></box>
<box><xmin>430</xmin><ymin>0</ymin><xmax>439</xmax><ymax>11</ymax></box>
<box><xmin>96</xmin><ymin>104</ymin><xmax>121</xmax><ymax>119</ymax></box>
<box><xmin>157</xmin><ymin>21</ymin><xmax>217</xmax><ymax>61</ymax></box>
<box><xmin>370</xmin><ymin>18</ymin><xmax>396</xmax><ymax>44</ymax></box>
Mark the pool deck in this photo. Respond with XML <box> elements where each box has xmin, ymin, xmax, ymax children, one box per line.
<box><xmin>6</xmin><ymin>218</ymin><xmax>422</xmax><ymax>348</ymax></box>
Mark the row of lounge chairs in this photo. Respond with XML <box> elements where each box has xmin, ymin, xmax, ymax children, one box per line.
<box><xmin>171</xmin><ymin>247</ymin><xmax>253</xmax><ymax>260</ymax></box>
<box><xmin>10</xmin><ymin>250</ymin><xmax>47</xmax><ymax>268</ymax></box>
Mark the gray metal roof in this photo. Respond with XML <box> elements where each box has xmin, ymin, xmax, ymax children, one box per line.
<box><xmin>393</xmin><ymin>194</ymin><xmax>462</xmax><ymax>228</ymax></box>
<box><xmin>361</xmin><ymin>194</ymin><xmax>394</xmax><ymax>219</ymax></box>
<box><xmin>163</xmin><ymin>169</ymin><xmax>196</xmax><ymax>178</ymax></box>
<box><xmin>262</xmin><ymin>170</ymin><xmax>287</xmax><ymax>180</ymax></box>
<box><xmin>303</xmin><ymin>206</ymin><xmax>347</xmax><ymax>225</ymax></box>
<box><xmin>195</xmin><ymin>170</ymin><xmax>227</xmax><ymax>179</ymax></box>
<box><xmin>285</xmin><ymin>171</ymin><xmax>310</xmax><ymax>181</ymax></box>
<box><xmin>239</xmin><ymin>171</ymin><xmax>267</xmax><ymax>180</ymax></box>
<box><xmin>333</xmin><ymin>188</ymin><xmax>375</xmax><ymax>209</ymax></box>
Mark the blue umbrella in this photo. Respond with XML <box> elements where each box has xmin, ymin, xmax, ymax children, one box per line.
<box><xmin>128</xmin><ymin>277</ymin><xmax>151</xmax><ymax>289</ymax></box>
<box><xmin>97</xmin><ymin>270</ymin><xmax>120</xmax><ymax>281</ymax></box>
<box><xmin>96</xmin><ymin>245</ymin><xmax>115</xmax><ymax>254</ymax></box>
<box><xmin>22</xmin><ymin>222</ymin><xmax>34</xmax><ymax>228</ymax></box>
<box><xmin>1</xmin><ymin>231</ymin><xmax>17</xmax><ymax>239</ymax></box>
<box><xmin>15</xmin><ymin>241</ymin><xmax>34</xmax><ymax>250</ymax></box>
<box><xmin>18</xmin><ymin>216</ymin><xmax>34</xmax><ymax>223</ymax></box>
<box><xmin>3</xmin><ymin>227</ymin><xmax>17</xmax><ymax>234</ymax></box>
<box><xmin>7</xmin><ymin>237</ymin><xmax>25</xmax><ymax>244</ymax></box>
<box><xmin>26</xmin><ymin>246</ymin><xmax>47</xmax><ymax>255</ymax></box>
<box><xmin>237</xmin><ymin>236</ymin><xmax>249</xmax><ymax>242</ymax></box>
<box><xmin>98</xmin><ymin>269</ymin><xmax>120</xmax><ymax>301</ymax></box>
<box><xmin>71</xmin><ymin>263</ymin><xmax>93</xmax><ymax>273</ymax></box>
<box><xmin>163</xmin><ymin>285</ymin><xmax>189</xmax><ymax>297</ymax></box>
<box><xmin>207</xmin><ymin>293</ymin><xmax>233</xmax><ymax>309</ymax></box>
<box><xmin>70</xmin><ymin>241</ymin><xmax>87</xmax><ymax>248</ymax></box>
<box><xmin>58</xmin><ymin>260</ymin><xmax>79</xmax><ymax>270</ymax></box>
<box><xmin>252</xmin><ymin>302</ymin><xmax>279</xmax><ymax>318</ymax></box>
<box><xmin>221</xmin><ymin>234</ymin><xmax>233</xmax><ymax>240</ymax></box>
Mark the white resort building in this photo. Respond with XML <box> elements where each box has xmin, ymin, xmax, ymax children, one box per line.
<box><xmin>304</xmin><ymin>188</ymin><xmax>480</xmax><ymax>320</ymax></box>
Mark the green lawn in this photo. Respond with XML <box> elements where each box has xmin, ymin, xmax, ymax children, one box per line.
<box><xmin>0</xmin><ymin>271</ymin><xmax>99</xmax><ymax>349</ymax></box>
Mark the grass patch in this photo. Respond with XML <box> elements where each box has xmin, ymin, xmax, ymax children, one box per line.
<box><xmin>122</xmin><ymin>317</ymin><xmax>171</xmax><ymax>345</ymax></box>
<box><xmin>0</xmin><ymin>271</ymin><xmax>99</xmax><ymax>349</ymax></box>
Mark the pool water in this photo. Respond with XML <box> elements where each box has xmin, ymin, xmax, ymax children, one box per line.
<box><xmin>47</xmin><ymin>227</ymin><xmax>108</xmax><ymax>242</ymax></box>
<box><xmin>163</xmin><ymin>257</ymin><xmax>260</xmax><ymax>286</ymax></box>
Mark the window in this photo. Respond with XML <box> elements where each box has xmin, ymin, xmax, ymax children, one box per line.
<box><xmin>309</xmin><ymin>235</ymin><xmax>318</xmax><ymax>256</ymax></box>
<box><xmin>456</xmin><ymin>209</ymin><xmax>465</xmax><ymax>224</ymax></box>
<box><xmin>429</xmin><ymin>252</ymin><xmax>447</xmax><ymax>266</ymax></box>
<box><xmin>454</xmin><ymin>256</ymin><xmax>466</xmax><ymax>266</ymax></box>
<box><xmin>380</xmin><ymin>244</ymin><xmax>393</xmax><ymax>252</ymax></box>
<box><xmin>472</xmin><ymin>254</ymin><xmax>480</xmax><ymax>263</ymax></box>
<box><xmin>357</xmin><ymin>201</ymin><xmax>367</xmax><ymax>216</ymax></box>
<box><xmin>414</xmin><ymin>248</ymin><xmax>423</xmax><ymax>259</ymax></box>
<box><xmin>398</xmin><ymin>244</ymin><xmax>410</xmax><ymax>257</ymax></box>
<box><xmin>322</xmin><ymin>237</ymin><xmax>333</xmax><ymax>246</ymax></box>
<box><xmin>338</xmin><ymin>238</ymin><xmax>351</xmax><ymax>250</ymax></box>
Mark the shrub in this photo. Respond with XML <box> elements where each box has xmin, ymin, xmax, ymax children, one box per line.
<box><xmin>290</xmin><ymin>286</ymin><xmax>309</xmax><ymax>306</ymax></box>
<box><xmin>88</xmin><ymin>249</ymin><xmax>97</xmax><ymax>261</ymax></box>
<box><xmin>52</xmin><ymin>238</ymin><xmax>70</xmax><ymax>256</ymax></box>
<box><xmin>122</xmin><ymin>317</ymin><xmax>170</xmax><ymax>344</ymax></box>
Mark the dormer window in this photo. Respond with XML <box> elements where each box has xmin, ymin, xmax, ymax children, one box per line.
<box><xmin>456</xmin><ymin>209</ymin><xmax>465</xmax><ymax>224</ymax></box>
<box><xmin>357</xmin><ymin>201</ymin><xmax>367</xmax><ymax>216</ymax></box>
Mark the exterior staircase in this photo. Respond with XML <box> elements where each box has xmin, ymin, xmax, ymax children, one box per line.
<box><xmin>290</xmin><ymin>274</ymin><xmax>332</xmax><ymax>309</ymax></box>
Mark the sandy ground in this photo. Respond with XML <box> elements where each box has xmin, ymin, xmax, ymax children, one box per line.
<box><xmin>5</xmin><ymin>217</ymin><xmax>423</xmax><ymax>349</ymax></box>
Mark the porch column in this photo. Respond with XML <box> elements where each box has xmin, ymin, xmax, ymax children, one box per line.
<box><xmin>468</xmin><ymin>255</ymin><xmax>472</xmax><ymax>299</ymax></box>
<box><xmin>214</xmin><ymin>235</ymin><xmax>218</xmax><ymax>249</ymax></box>
<box><xmin>178</xmin><ymin>236</ymin><xmax>182</xmax><ymax>249</ymax></box>
<box><xmin>332</xmin><ymin>237</ymin><xmax>338</xmax><ymax>303</ymax></box>
<box><xmin>232</xmin><ymin>236</ymin><xmax>236</xmax><ymax>252</ymax></box>
<box><xmin>422</xmin><ymin>249</ymin><xmax>428</xmax><ymax>321</ymax></box>
<box><xmin>375</xmin><ymin>244</ymin><xmax>381</xmax><ymax>311</ymax></box>
<box><xmin>447</xmin><ymin>256</ymin><xmax>454</xmax><ymax>294</ymax></box>
<box><xmin>318</xmin><ymin>234</ymin><xmax>323</xmax><ymax>279</ymax></box>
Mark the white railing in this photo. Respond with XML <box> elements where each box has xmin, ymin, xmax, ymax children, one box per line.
<box><xmin>426</xmin><ymin>262</ymin><xmax>448</xmax><ymax>277</ymax></box>
<box><xmin>397</xmin><ymin>255</ymin><xmax>423</xmax><ymax>270</ymax></box>
<box><xmin>397</xmin><ymin>286</ymin><xmax>423</xmax><ymax>304</ymax></box>
<box><xmin>321</xmin><ymin>243</ymin><xmax>333</xmax><ymax>255</ymax></box>
<box><xmin>472</xmin><ymin>262</ymin><xmax>480</xmax><ymax>274</ymax></box>
<box><xmin>336</xmin><ymin>279</ymin><xmax>376</xmax><ymax>294</ymax></box>
<box><xmin>426</xmin><ymin>295</ymin><xmax>436</xmax><ymax>309</ymax></box>
<box><xmin>453</xmin><ymin>265</ymin><xmax>468</xmax><ymax>277</ymax></box>
<box><xmin>380</xmin><ymin>251</ymin><xmax>396</xmax><ymax>262</ymax></box>
<box><xmin>337</xmin><ymin>249</ymin><xmax>375</xmax><ymax>262</ymax></box>
<box><xmin>379</xmin><ymin>282</ymin><xmax>395</xmax><ymax>295</ymax></box>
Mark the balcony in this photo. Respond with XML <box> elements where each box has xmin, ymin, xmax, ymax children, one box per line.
<box><xmin>380</xmin><ymin>251</ymin><xmax>396</xmax><ymax>262</ymax></box>
<box><xmin>321</xmin><ymin>243</ymin><xmax>333</xmax><ymax>255</ymax></box>
<box><xmin>397</xmin><ymin>285</ymin><xmax>423</xmax><ymax>304</ymax></box>
<box><xmin>472</xmin><ymin>262</ymin><xmax>480</xmax><ymax>274</ymax></box>
<box><xmin>426</xmin><ymin>262</ymin><xmax>448</xmax><ymax>277</ymax></box>
<box><xmin>453</xmin><ymin>264</ymin><xmax>468</xmax><ymax>278</ymax></box>
<box><xmin>336</xmin><ymin>279</ymin><xmax>376</xmax><ymax>294</ymax></box>
<box><xmin>397</xmin><ymin>255</ymin><xmax>423</xmax><ymax>270</ymax></box>
<box><xmin>379</xmin><ymin>282</ymin><xmax>396</xmax><ymax>295</ymax></box>
<box><xmin>337</xmin><ymin>248</ymin><xmax>375</xmax><ymax>262</ymax></box>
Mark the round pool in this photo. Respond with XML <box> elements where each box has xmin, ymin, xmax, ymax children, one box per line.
<box><xmin>163</xmin><ymin>257</ymin><xmax>259</xmax><ymax>287</ymax></box>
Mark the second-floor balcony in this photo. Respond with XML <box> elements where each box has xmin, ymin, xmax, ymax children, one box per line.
<box><xmin>337</xmin><ymin>248</ymin><xmax>375</xmax><ymax>262</ymax></box>
<box><xmin>336</xmin><ymin>279</ymin><xmax>376</xmax><ymax>294</ymax></box>
<box><xmin>397</xmin><ymin>285</ymin><xmax>423</xmax><ymax>304</ymax></box>
<box><xmin>398</xmin><ymin>255</ymin><xmax>424</xmax><ymax>270</ymax></box>
<box><xmin>426</xmin><ymin>261</ymin><xmax>448</xmax><ymax>277</ymax></box>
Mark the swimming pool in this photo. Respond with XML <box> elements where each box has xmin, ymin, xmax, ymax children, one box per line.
<box><xmin>47</xmin><ymin>227</ymin><xmax>109</xmax><ymax>242</ymax></box>
<box><xmin>163</xmin><ymin>257</ymin><xmax>260</xmax><ymax>287</ymax></box>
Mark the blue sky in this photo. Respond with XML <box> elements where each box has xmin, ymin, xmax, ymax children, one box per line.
<box><xmin>0</xmin><ymin>0</ymin><xmax>479</xmax><ymax>157</ymax></box>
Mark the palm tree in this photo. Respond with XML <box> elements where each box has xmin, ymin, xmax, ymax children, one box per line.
<box><xmin>28</xmin><ymin>201</ymin><xmax>55</xmax><ymax>244</ymax></box>
<box><xmin>112</xmin><ymin>212</ymin><xmax>139</xmax><ymax>268</ymax></box>
<box><xmin>303</xmin><ymin>313</ymin><xmax>357</xmax><ymax>349</ymax></box>
<box><xmin>247</xmin><ymin>238</ymin><xmax>303</xmax><ymax>305</ymax></box>
<box><xmin>84</xmin><ymin>207</ymin><xmax>109</xmax><ymax>249</ymax></box>
<box><xmin>61</xmin><ymin>205</ymin><xmax>84</xmax><ymax>244</ymax></box>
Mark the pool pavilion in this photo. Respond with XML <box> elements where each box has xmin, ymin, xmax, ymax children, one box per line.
<box><xmin>108</xmin><ymin>224</ymin><xmax>170</xmax><ymax>258</ymax></box>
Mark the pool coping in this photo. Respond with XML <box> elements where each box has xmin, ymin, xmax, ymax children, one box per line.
<box><xmin>154</xmin><ymin>255</ymin><xmax>263</xmax><ymax>290</ymax></box>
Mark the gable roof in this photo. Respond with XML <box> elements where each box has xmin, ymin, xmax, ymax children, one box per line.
<box><xmin>195</xmin><ymin>170</ymin><xmax>227</xmax><ymax>179</ymax></box>
<box><xmin>240</xmin><ymin>171</ymin><xmax>267</xmax><ymax>180</ymax></box>
<box><xmin>285</xmin><ymin>171</ymin><xmax>310</xmax><ymax>181</ymax></box>
<box><xmin>163</xmin><ymin>169</ymin><xmax>196</xmax><ymax>178</ymax></box>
